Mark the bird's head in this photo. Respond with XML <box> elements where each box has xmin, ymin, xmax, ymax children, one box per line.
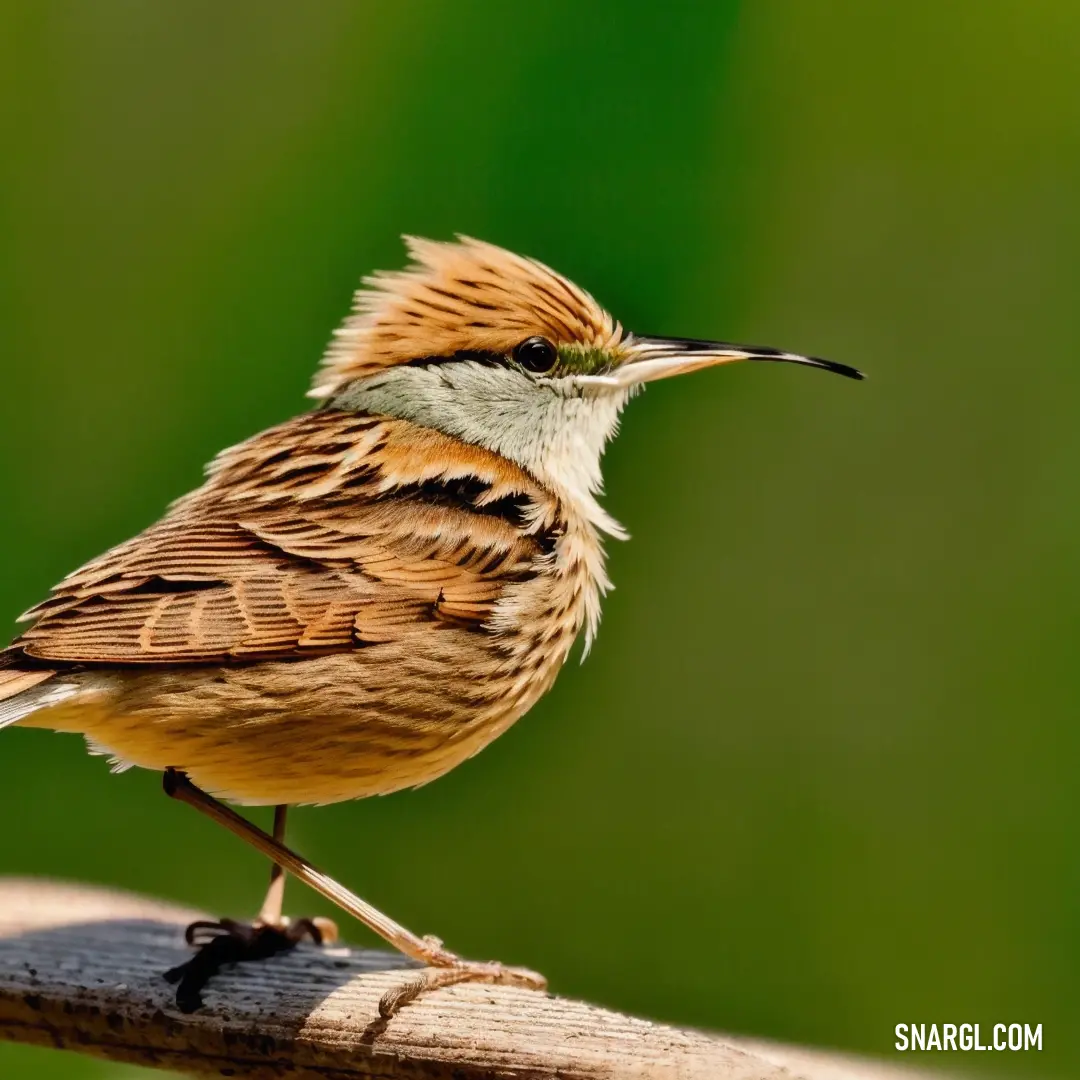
<box><xmin>312</xmin><ymin>236</ymin><xmax>861</xmax><ymax>528</ymax></box>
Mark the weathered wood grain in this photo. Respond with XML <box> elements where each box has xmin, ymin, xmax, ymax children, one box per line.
<box><xmin>0</xmin><ymin>878</ymin><xmax>937</xmax><ymax>1079</ymax></box>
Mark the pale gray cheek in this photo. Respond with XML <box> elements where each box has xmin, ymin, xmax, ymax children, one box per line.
<box><xmin>329</xmin><ymin>362</ymin><xmax>629</xmax><ymax>495</ymax></box>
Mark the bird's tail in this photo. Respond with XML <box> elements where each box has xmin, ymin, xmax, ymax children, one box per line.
<box><xmin>0</xmin><ymin>659</ymin><xmax>74</xmax><ymax>730</ymax></box>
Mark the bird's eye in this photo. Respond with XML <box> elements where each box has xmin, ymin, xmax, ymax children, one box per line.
<box><xmin>513</xmin><ymin>336</ymin><xmax>558</xmax><ymax>373</ymax></box>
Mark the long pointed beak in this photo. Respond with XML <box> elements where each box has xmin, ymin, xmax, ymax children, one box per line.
<box><xmin>586</xmin><ymin>335</ymin><xmax>864</xmax><ymax>387</ymax></box>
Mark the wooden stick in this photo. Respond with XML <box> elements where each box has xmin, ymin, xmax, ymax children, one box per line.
<box><xmin>0</xmin><ymin>877</ymin><xmax>947</xmax><ymax>1080</ymax></box>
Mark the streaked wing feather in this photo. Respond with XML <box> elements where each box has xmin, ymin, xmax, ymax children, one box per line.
<box><xmin>14</xmin><ymin>413</ymin><xmax>558</xmax><ymax>665</ymax></box>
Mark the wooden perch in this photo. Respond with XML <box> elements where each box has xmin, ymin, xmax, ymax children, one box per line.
<box><xmin>0</xmin><ymin>877</ymin><xmax>940</xmax><ymax>1079</ymax></box>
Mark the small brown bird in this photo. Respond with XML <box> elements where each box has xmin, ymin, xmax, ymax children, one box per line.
<box><xmin>0</xmin><ymin>237</ymin><xmax>861</xmax><ymax>1008</ymax></box>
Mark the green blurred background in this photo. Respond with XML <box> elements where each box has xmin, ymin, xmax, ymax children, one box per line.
<box><xmin>3</xmin><ymin>2</ymin><xmax>1079</xmax><ymax>1076</ymax></box>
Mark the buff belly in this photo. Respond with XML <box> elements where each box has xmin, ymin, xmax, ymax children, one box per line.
<box><xmin>23</xmin><ymin>634</ymin><xmax>566</xmax><ymax>805</ymax></box>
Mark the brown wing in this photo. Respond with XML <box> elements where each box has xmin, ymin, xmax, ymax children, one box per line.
<box><xmin>13</xmin><ymin>412</ymin><xmax>562</xmax><ymax>665</ymax></box>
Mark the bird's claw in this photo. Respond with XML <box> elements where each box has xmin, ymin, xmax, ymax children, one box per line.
<box><xmin>378</xmin><ymin>959</ymin><xmax>547</xmax><ymax>1018</ymax></box>
<box><xmin>165</xmin><ymin>915</ymin><xmax>334</xmax><ymax>1013</ymax></box>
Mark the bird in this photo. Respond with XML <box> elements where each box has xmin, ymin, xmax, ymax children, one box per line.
<box><xmin>0</xmin><ymin>236</ymin><xmax>862</xmax><ymax>1011</ymax></box>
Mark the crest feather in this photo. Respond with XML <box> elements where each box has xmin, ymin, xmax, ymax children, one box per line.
<box><xmin>310</xmin><ymin>236</ymin><xmax>622</xmax><ymax>399</ymax></box>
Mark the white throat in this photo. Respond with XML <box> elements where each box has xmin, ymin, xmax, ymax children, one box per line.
<box><xmin>333</xmin><ymin>362</ymin><xmax>632</xmax><ymax>537</ymax></box>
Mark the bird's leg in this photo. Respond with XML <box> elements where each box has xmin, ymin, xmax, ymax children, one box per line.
<box><xmin>164</xmin><ymin>794</ymin><xmax>335</xmax><ymax>1011</ymax></box>
<box><xmin>256</xmin><ymin>805</ymin><xmax>289</xmax><ymax>927</ymax></box>
<box><xmin>248</xmin><ymin>803</ymin><xmax>340</xmax><ymax>944</ymax></box>
<box><xmin>162</xmin><ymin>768</ymin><xmax>546</xmax><ymax>1014</ymax></box>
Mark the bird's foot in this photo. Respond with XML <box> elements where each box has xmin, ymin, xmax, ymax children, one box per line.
<box><xmin>379</xmin><ymin>939</ymin><xmax>546</xmax><ymax>1017</ymax></box>
<box><xmin>164</xmin><ymin>915</ymin><xmax>338</xmax><ymax>1013</ymax></box>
